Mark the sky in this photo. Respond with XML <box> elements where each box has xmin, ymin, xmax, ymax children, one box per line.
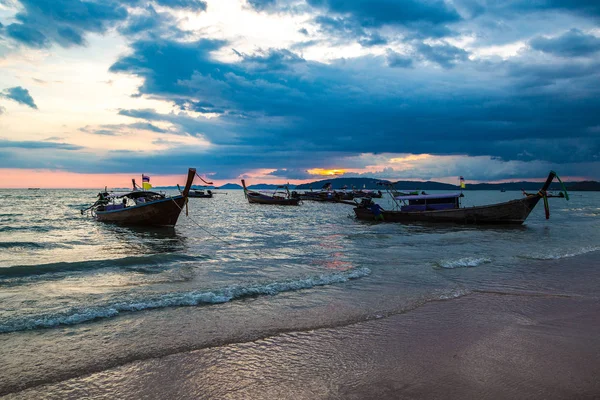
<box><xmin>0</xmin><ymin>0</ymin><xmax>599</xmax><ymax>188</ymax></box>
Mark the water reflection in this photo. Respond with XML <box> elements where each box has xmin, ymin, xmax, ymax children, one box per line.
<box><xmin>99</xmin><ymin>224</ymin><xmax>188</xmax><ymax>255</ymax></box>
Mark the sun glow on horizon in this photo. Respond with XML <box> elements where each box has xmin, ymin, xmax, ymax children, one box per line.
<box><xmin>307</xmin><ymin>168</ymin><xmax>347</xmax><ymax>176</ymax></box>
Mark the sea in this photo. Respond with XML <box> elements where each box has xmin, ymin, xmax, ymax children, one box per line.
<box><xmin>0</xmin><ymin>189</ymin><xmax>599</xmax><ymax>398</ymax></box>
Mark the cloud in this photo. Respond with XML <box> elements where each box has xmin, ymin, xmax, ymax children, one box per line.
<box><xmin>0</xmin><ymin>139</ymin><xmax>82</xmax><ymax>150</ymax></box>
<box><xmin>0</xmin><ymin>86</ymin><xmax>38</xmax><ymax>109</ymax></box>
<box><xmin>530</xmin><ymin>29</ymin><xmax>600</xmax><ymax>57</ymax></box>
<box><xmin>313</xmin><ymin>15</ymin><xmax>389</xmax><ymax>46</ymax></box>
<box><xmin>0</xmin><ymin>105</ymin><xmax>5</xmax><ymax>115</ymax></box>
<box><xmin>117</xmin><ymin>6</ymin><xmax>184</xmax><ymax>39</ymax></box>
<box><xmin>2</xmin><ymin>0</ymin><xmax>600</xmax><ymax>181</ymax></box>
<box><xmin>505</xmin><ymin>60</ymin><xmax>600</xmax><ymax>88</ymax></box>
<box><xmin>1</xmin><ymin>0</ymin><xmax>128</xmax><ymax>48</ymax></box>
<box><xmin>386</xmin><ymin>49</ymin><xmax>413</xmax><ymax>68</ymax></box>
<box><xmin>106</xmin><ymin>36</ymin><xmax>600</xmax><ymax>171</ymax></box>
<box><xmin>235</xmin><ymin>47</ymin><xmax>306</xmax><ymax>71</ymax></box>
<box><xmin>249</xmin><ymin>0</ymin><xmax>461</xmax><ymax>41</ymax></box>
<box><xmin>4</xmin><ymin>23</ymin><xmax>49</xmax><ymax>48</ymax></box>
<box><xmin>0</xmin><ymin>0</ymin><xmax>207</xmax><ymax>48</ymax></box>
<box><xmin>305</xmin><ymin>0</ymin><xmax>461</xmax><ymax>27</ymax></box>
<box><xmin>267</xmin><ymin>168</ymin><xmax>313</xmax><ymax>179</ymax></box>
<box><xmin>80</xmin><ymin>122</ymin><xmax>168</xmax><ymax>135</ymax></box>
<box><xmin>454</xmin><ymin>0</ymin><xmax>600</xmax><ymax>19</ymax></box>
<box><xmin>415</xmin><ymin>42</ymin><xmax>469</xmax><ymax>68</ymax></box>
<box><xmin>247</xmin><ymin>0</ymin><xmax>276</xmax><ymax>11</ymax></box>
<box><xmin>153</xmin><ymin>0</ymin><xmax>207</xmax><ymax>10</ymax></box>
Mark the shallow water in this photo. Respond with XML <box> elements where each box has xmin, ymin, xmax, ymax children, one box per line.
<box><xmin>0</xmin><ymin>189</ymin><xmax>598</xmax><ymax>395</ymax></box>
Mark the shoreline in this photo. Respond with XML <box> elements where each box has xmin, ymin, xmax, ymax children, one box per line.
<box><xmin>6</xmin><ymin>289</ymin><xmax>599</xmax><ymax>399</ymax></box>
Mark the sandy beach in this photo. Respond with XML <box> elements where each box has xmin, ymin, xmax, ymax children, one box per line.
<box><xmin>5</xmin><ymin>287</ymin><xmax>599</xmax><ymax>399</ymax></box>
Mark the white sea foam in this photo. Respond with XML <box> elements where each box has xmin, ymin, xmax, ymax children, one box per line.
<box><xmin>438</xmin><ymin>257</ymin><xmax>492</xmax><ymax>269</ymax></box>
<box><xmin>0</xmin><ymin>267</ymin><xmax>371</xmax><ymax>333</ymax></box>
<box><xmin>521</xmin><ymin>246</ymin><xmax>600</xmax><ymax>260</ymax></box>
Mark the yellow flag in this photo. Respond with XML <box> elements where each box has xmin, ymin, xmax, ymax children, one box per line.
<box><xmin>142</xmin><ymin>174</ymin><xmax>152</xmax><ymax>190</ymax></box>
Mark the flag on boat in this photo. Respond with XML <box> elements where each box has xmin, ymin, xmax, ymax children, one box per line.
<box><xmin>142</xmin><ymin>174</ymin><xmax>152</xmax><ymax>190</ymax></box>
<box><xmin>459</xmin><ymin>176</ymin><xmax>466</xmax><ymax>189</ymax></box>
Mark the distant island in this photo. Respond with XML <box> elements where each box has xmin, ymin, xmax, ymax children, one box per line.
<box><xmin>207</xmin><ymin>177</ymin><xmax>600</xmax><ymax>191</ymax></box>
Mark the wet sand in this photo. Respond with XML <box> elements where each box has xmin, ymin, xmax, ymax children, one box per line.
<box><xmin>7</xmin><ymin>291</ymin><xmax>599</xmax><ymax>399</ymax></box>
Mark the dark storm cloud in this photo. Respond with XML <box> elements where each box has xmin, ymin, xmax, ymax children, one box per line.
<box><xmin>0</xmin><ymin>0</ymin><xmax>207</xmax><ymax>48</ymax></box>
<box><xmin>454</xmin><ymin>0</ymin><xmax>600</xmax><ymax>18</ymax></box>
<box><xmin>530</xmin><ymin>29</ymin><xmax>600</xmax><ymax>57</ymax></box>
<box><xmin>4</xmin><ymin>23</ymin><xmax>49</xmax><ymax>48</ymax></box>
<box><xmin>0</xmin><ymin>86</ymin><xmax>37</xmax><ymax>109</ymax></box>
<box><xmin>3</xmin><ymin>0</ymin><xmax>599</xmax><ymax>180</ymax></box>
<box><xmin>305</xmin><ymin>0</ymin><xmax>461</xmax><ymax>27</ymax></box>
<box><xmin>386</xmin><ymin>50</ymin><xmax>414</xmax><ymax>68</ymax></box>
<box><xmin>1</xmin><ymin>0</ymin><xmax>128</xmax><ymax>48</ymax></box>
<box><xmin>415</xmin><ymin>42</ymin><xmax>469</xmax><ymax>69</ymax></box>
<box><xmin>107</xmin><ymin>37</ymin><xmax>600</xmax><ymax>172</ymax></box>
<box><xmin>117</xmin><ymin>6</ymin><xmax>184</xmax><ymax>38</ymax></box>
<box><xmin>250</xmin><ymin>0</ymin><xmax>461</xmax><ymax>40</ymax></box>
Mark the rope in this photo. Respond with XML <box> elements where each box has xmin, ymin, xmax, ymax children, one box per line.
<box><xmin>169</xmin><ymin>197</ymin><xmax>232</xmax><ymax>246</ymax></box>
<box><xmin>195</xmin><ymin>172</ymin><xmax>214</xmax><ymax>185</ymax></box>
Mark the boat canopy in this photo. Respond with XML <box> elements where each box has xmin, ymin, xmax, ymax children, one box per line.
<box><xmin>395</xmin><ymin>192</ymin><xmax>462</xmax><ymax>201</ymax></box>
<box><xmin>108</xmin><ymin>191</ymin><xmax>165</xmax><ymax>199</ymax></box>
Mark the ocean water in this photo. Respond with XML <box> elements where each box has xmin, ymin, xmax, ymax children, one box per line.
<box><xmin>0</xmin><ymin>188</ymin><xmax>599</xmax><ymax>396</ymax></box>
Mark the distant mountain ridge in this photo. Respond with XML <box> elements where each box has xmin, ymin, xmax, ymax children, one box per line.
<box><xmin>290</xmin><ymin>177</ymin><xmax>600</xmax><ymax>191</ymax></box>
<box><xmin>218</xmin><ymin>183</ymin><xmax>242</xmax><ymax>189</ymax></box>
<box><xmin>158</xmin><ymin>177</ymin><xmax>600</xmax><ymax>191</ymax></box>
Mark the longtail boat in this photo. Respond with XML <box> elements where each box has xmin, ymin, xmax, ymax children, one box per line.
<box><xmin>241</xmin><ymin>180</ymin><xmax>300</xmax><ymax>205</ymax></box>
<box><xmin>188</xmin><ymin>188</ymin><xmax>213</xmax><ymax>198</ymax></box>
<box><xmin>81</xmin><ymin>168</ymin><xmax>196</xmax><ymax>227</ymax></box>
<box><xmin>354</xmin><ymin>171</ymin><xmax>568</xmax><ymax>225</ymax></box>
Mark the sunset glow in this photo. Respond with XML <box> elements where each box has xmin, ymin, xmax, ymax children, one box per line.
<box><xmin>307</xmin><ymin>169</ymin><xmax>348</xmax><ymax>176</ymax></box>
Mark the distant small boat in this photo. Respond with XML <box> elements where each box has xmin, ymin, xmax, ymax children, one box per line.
<box><xmin>354</xmin><ymin>171</ymin><xmax>567</xmax><ymax>225</ymax></box>
<box><xmin>522</xmin><ymin>190</ymin><xmax>565</xmax><ymax>198</ymax></box>
<box><xmin>188</xmin><ymin>189</ymin><xmax>213</xmax><ymax>198</ymax></box>
<box><xmin>241</xmin><ymin>180</ymin><xmax>300</xmax><ymax>205</ymax></box>
<box><xmin>391</xmin><ymin>190</ymin><xmax>425</xmax><ymax>197</ymax></box>
<box><xmin>500</xmin><ymin>188</ymin><xmax>506</xmax><ymax>192</ymax></box>
<box><xmin>27</xmin><ymin>188</ymin><xmax>40</xmax><ymax>190</ymax></box>
<box><xmin>81</xmin><ymin>168</ymin><xmax>196</xmax><ymax>227</ymax></box>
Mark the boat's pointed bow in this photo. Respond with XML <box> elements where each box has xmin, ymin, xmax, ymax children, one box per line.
<box><xmin>181</xmin><ymin>168</ymin><xmax>196</xmax><ymax>198</ymax></box>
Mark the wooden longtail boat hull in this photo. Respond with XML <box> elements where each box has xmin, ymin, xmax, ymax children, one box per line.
<box><xmin>92</xmin><ymin>168</ymin><xmax>196</xmax><ymax>227</ymax></box>
<box><xmin>247</xmin><ymin>194</ymin><xmax>300</xmax><ymax>205</ymax></box>
<box><xmin>95</xmin><ymin>196</ymin><xmax>187</xmax><ymax>226</ymax></box>
<box><xmin>241</xmin><ymin>179</ymin><xmax>300</xmax><ymax>205</ymax></box>
<box><xmin>354</xmin><ymin>195</ymin><xmax>542</xmax><ymax>225</ymax></box>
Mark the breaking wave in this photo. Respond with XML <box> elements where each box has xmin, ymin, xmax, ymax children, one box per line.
<box><xmin>0</xmin><ymin>267</ymin><xmax>371</xmax><ymax>333</ymax></box>
<box><xmin>437</xmin><ymin>257</ymin><xmax>492</xmax><ymax>269</ymax></box>
<box><xmin>519</xmin><ymin>246</ymin><xmax>600</xmax><ymax>260</ymax></box>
